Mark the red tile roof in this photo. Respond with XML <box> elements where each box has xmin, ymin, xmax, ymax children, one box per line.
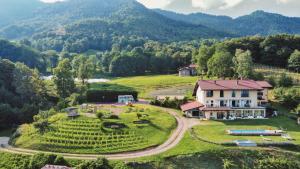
<box><xmin>180</xmin><ymin>101</ymin><xmax>203</xmax><ymax>111</ymax></box>
<box><xmin>256</xmin><ymin>81</ymin><xmax>273</xmax><ymax>88</ymax></box>
<box><xmin>200</xmin><ymin>107</ymin><xmax>232</xmax><ymax>111</ymax></box>
<box><xmin>196</xmin><ymin>80</ymin><xmax>272</xmax><ymax>91</ymax></box>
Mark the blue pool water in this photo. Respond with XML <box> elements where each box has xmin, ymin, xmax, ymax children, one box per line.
<box><xmin>230</xmin><ymin>130</ymin><xmax>269</xmax><ymax>134</ymax></box>
<box><xmin>228</xmin><ymin>129</ymin><xmax>282</xmax><ymax>136</ymax></box>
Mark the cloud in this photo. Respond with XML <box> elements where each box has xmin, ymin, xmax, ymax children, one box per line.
<box><xmin>40</xmin><ymin>0</ymin><xmax>65</xmax><ymax>3</ymax></box>
<box><xmin>191</xmin><ymin>0</ymin><xmax>243</xmax><ymax>10</ymax></box>
<box><xmin>137</xmin><ymin>0</ymin><xmax>171</xmax><ymax>8</ymax></box>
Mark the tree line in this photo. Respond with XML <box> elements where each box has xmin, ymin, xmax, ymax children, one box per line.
<box><xmin>193</xmin><ymin>34</ymin><xmax>300</xmax><ymax>78</ymax></box>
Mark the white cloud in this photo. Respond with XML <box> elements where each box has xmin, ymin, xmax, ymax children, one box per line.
<box><xmin>191</xmin><ymin>0</ymin><xmax>243</xmax><ymax>10</ymax></box>
<box><xmin>40</xmin><ymin>0</ymin><xmax>65</xmax><ymax>3</ymax></box>
<box><xmin>137</xmin><ymin>0</ymin><xmax>171</xmax><ymax>8</ymax></box>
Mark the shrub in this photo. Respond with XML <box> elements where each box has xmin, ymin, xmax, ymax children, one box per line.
<box><xmin>277</xmin><ymin>73</ymin><xmax>293</xmax><ymax>87</ymax></box>
<box><xmin>76</xmin><ymin>157</ymin><xmax>112</xmax><ymax>169</ymax></box>
<box><xmin>113</xmin><ymin>162</ymin><xmax>131</xmax><ymax>169</ymax></box>
<box><xmin>273</xmin><ymin>87</ymin><xmax>300</xmax><ymax>108</ymax></box>
<box><xmin>257</xmin><ymin>157</ymin><xmax>300</xmax><ymax>169</ymax></box>
<box><xmin>53</xmin><ymin>155</ymin><xmax>68</xmax><ymax>166</ymax></box>
<box><xmin>96</xmin><ymin>112</ymin><xmax>104</xmax><ymax>119</ymax></box>
<box><xmin>29</xmin><ymin>153</ymin><xmax>57</xmax><ymax>169</ymax></box>
<box><xmin>33</xmin><ymin>120</ymin><xmax>49</xmax><ymax>134</ymax></box>
<box><xmin>150</xmin><ymin>97</ymin><xmax>188</xmax><ymax>109</ymax></box>
<box><xmin>109</xmin><ymin>115</ymin><xmax>119</xmax><ymax>119</ymax></box>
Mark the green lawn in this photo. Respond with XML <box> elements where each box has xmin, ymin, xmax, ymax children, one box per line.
<box><xmin>89</xmin><ymin>75</ymin><xmax>199</xmax><ymax>99</ymax></box>
<box><xmin>13</xmin><ymin>105</ymin><xmax>177</xmax><ymax>154</ymax></box>
<box><xmin>192</xmin><ymin>116</ymin><xmax>300</xmax><ymax>145</ymax></box>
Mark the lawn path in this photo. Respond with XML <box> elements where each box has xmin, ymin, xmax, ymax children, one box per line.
<box><xmin>0</xmin><ymin>106</ymin><xmax>199</xmax><ymax>160</ymax></box>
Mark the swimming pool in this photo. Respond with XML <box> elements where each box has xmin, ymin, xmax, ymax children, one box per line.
<box><xmin>227</xmin><ymin>129</ymin><xmax>283</xmax><ymax>136</ymax></box>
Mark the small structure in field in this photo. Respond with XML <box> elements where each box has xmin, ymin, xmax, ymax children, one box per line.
<box><xmin>118</xmin><ymin>95</ymin><xmax>135</xmax><ymax>104</ymax></box>
<box><xmin>65</xmin><ymin>107</ymin><xmax>79</xmax><ymax>118</ymax></box>
<box><xmin>42</xmin><ymin>165</ymin><xmax>72</xmax><ymax>169</ymax></box>
<box><xmin>178</xmin><ymin>64</ymin><xmax>198</xmax><ymax>77</ymax></box>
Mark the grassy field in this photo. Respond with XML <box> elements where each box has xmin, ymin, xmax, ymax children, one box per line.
<box><xmin>89</xmin><ymin>75</ymin><xmax>199</xmax><ymax>99</ymax></box>
<box><xmin>13</xmin><ymin>105</ymin><xmax>176</xmax><ymax>154</ymax></box>
<box><xmin>255</xmin><ymin>64</ymin><xmax>300</xmax><ymax>84</ymax></box>
<box><xmin>193</xmin><ymin>116</ymin><xmax>300</xmax><ymax>144</ymax></box>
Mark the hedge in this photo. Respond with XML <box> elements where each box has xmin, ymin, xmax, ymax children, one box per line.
<box><xmin>86</xmin><ymin>90</ymin><xmax>138</xmax><ymax>103</ymax></box>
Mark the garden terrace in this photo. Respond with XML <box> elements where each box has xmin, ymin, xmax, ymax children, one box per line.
<box><xmin>12</xmin><ymin>105</ymin><xmax>177</xmax><ymax>154</ymax></box>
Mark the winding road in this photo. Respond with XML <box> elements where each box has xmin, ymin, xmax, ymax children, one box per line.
<box><xmin>0</xmin><ymin>107</ymin><xmax>199</xmax><ymax>160</ymax></box>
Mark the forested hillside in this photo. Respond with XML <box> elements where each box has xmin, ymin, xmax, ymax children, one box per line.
<box><xmin>0</xmin><ymin>0</ymin><xmax>229</xmax><ymax>51</ymax></box>
<box><xmin>156</xmin><ymin>10</ymin><xmax>300</xmax><ymax>36</ymax></box>
<box><xmin>0</xmin><ymin>39</ymin><xmax>46</xmax><ymax>72</ymax></box>
<box><xmin>0</xmin><ymin>59</ymin><xmax>51</xmax><ymax>129</ymax></box>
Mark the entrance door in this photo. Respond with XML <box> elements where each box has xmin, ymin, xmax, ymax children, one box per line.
<box><xmin>192</xmin><ymin>111</ymin><xmax>200</xmax><ymax>117</ymax></box>
<box><xmin>217</xmin><ymin>112</ymin><xmax>224</xmax><ymax>119</ymax></box>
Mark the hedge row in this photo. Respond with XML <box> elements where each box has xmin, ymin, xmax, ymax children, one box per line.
<box><xmin>86</xmin><ymin>90</ymin><xmax>138</xmax><ymax>103</ymax></box>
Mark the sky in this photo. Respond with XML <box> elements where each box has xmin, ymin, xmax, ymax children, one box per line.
<box><xmin>41</xmin><ymin>0</ymin><xmax>300</xmax><ymax>17</ymax></box>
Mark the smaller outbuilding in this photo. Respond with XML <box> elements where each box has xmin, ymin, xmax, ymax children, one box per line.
<box><xmin>118</xmin><ymin>95</ymin><xmax>135</xmax><ymax>104</ymax></box>
<box><xmin>178</xmin><ymin>64</ymin><xmax>198</xmax><ymax>77</ymax></box>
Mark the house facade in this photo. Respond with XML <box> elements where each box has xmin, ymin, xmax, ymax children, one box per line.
<box><xmin>181</xmin><ymin>80</ymin><xmax>272</xmax><ymax>120</ymax></box>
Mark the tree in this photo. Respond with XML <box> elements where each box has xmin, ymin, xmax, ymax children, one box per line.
<box><xmin>77</xmin><ymin>57</ymin><xmax>96</xmax><ymax>85</ymax></box>
<box><xmin>77</xmin><ymin>158</ymin><xmax>112</xmax><ymax>169</ymax></box>
<box><xmin>207</xmin><ymin>51</ymin><xmax>234</xmax><ymax>78</ymax></box>
<box><xmin>277</xmin><ymin>73</ymin><xmax>293</xmax><ymax>87</ymax></box>
<box><xmin>233</xmin><ymin>49</ymin><xmax>254</xmax><ymax>79</ymax></box>
<box><xmin>288</xmin><ymin>50</ymin><xmax>300</xmax><ymax>72</ymax></box>
<box><xmin>194</xmin><ymin>45</ymin><xmax>214</xmax><ymax>74</ymax></box>
<box><xmin>53</xmin><ymin>59</ymin><xmax>75</xmax><ymax>98</ymax></box>
<box><xmin>29</xmin><ymin>153</ymin><xmax>57</xmax><ymax>169</ymax></box>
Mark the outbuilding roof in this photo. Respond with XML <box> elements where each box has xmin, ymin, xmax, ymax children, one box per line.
<box><xmin>180</xmin><ymin>101</ymin><xmax>204</xmax><ymax>112</ymax></box>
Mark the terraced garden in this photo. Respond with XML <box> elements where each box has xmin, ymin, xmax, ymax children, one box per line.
<box><xmin>12</xmin><ymin>105</ymin><xmax>177</xmax><ymax>154</ymax></box>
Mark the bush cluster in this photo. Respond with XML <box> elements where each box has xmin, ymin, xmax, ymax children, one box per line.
<box><xmin>150</xmin><ymin>97</ymin><xmax>188</xmax><ymax>109</ymax></box>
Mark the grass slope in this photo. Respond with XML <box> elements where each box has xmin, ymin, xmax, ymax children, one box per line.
<box><xmin>90</xmin><ymin>75</ymin><xmax>199</xmax><ymax>99</ymax></box>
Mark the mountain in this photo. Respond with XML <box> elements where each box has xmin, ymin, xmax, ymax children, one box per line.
<box><xmin>155</xmin><ymin>9</ymin><xmax>300</xmax><ymax>36</ymax></box>
<box><xmin>0</xmin><ymin>0</ymin><xmax>45</xmax><ymax>27</ymax></box>
<box><xmin>0</xmin><ymin>0</ymin><xmax>230</xmax><ymax>48</ymax></box>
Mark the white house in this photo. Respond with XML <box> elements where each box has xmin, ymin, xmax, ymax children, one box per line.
<box><xmin>181</xmin><ymin>80</ymin><xmax>272</xmax><ymax>120</ymax></box>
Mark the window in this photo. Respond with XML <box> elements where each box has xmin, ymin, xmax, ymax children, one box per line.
<box><xmin>206</xmin><ymin>90</ymin><xmax>214</xmax><ymax>97</ymax></box>
<box><xmin>220</xmin><ymin>100</ymin><xmax>227</xmax><ymax>107</ymax></box>
<box><xmin>232</xmin><ymin>100</ymin><xmax>236</xmax><ymax>107</ymax></box>
<box><xmin>232</xmin><ymin>91</ymin><xmax>236</xmax><ymax>97</ymax></box>
<box><xmin>241</xmin><ymin>90</ymin><xmax>249</xmax><ymax>97</ymax></box>
<box><xmin>220</xmin><ymin>90</ymin><xmax>224</xmax><ymax>97</ymax></box>
<box><xmin>210</xmin><ymin>100</ymin><xmax>214</xmax><ymax>107</ymax></box>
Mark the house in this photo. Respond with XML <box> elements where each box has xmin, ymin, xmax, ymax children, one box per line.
<box><xmin>181</xmin><ymin>80</ymin><xmax>272</xmax><ymax>120</ymax></box>
<box><xmin>178</xmin><ymin>64</ymin><xmax>198</xmax><ymax>77</ymax></box>
<box><xmin>118</xmin><ymin>95</ymin><xmax>135</xmax><ymax>104</ymax></box>
<box><xmin>42</xmin><ymin>165</ymin><xmax>72</xmax><ymax>169</ymax></box>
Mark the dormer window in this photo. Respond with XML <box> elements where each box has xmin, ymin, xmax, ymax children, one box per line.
<box><xmin>232</xmin><ymin>91</ymin><xmax>236</xmax><ymax>97</ymax></box>
<box><xmin>220</xmin><ymin>90</ymin><xmax>224</xmax><ymax>97</ymax></box>
<box><xmin>241</xmin><ymin>90</ymin><xmax>249</xmax><ymax>97</ymax></box>
<box><xmin>206</xmin><ymin>90</ymin><xmax>214</xmax><ymax>97</ymax></box>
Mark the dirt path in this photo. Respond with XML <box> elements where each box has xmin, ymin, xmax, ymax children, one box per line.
<box><xmin>0</xmin><ymin>107</ymin><xmax>199</xmax><ymax>160</ymax></box>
